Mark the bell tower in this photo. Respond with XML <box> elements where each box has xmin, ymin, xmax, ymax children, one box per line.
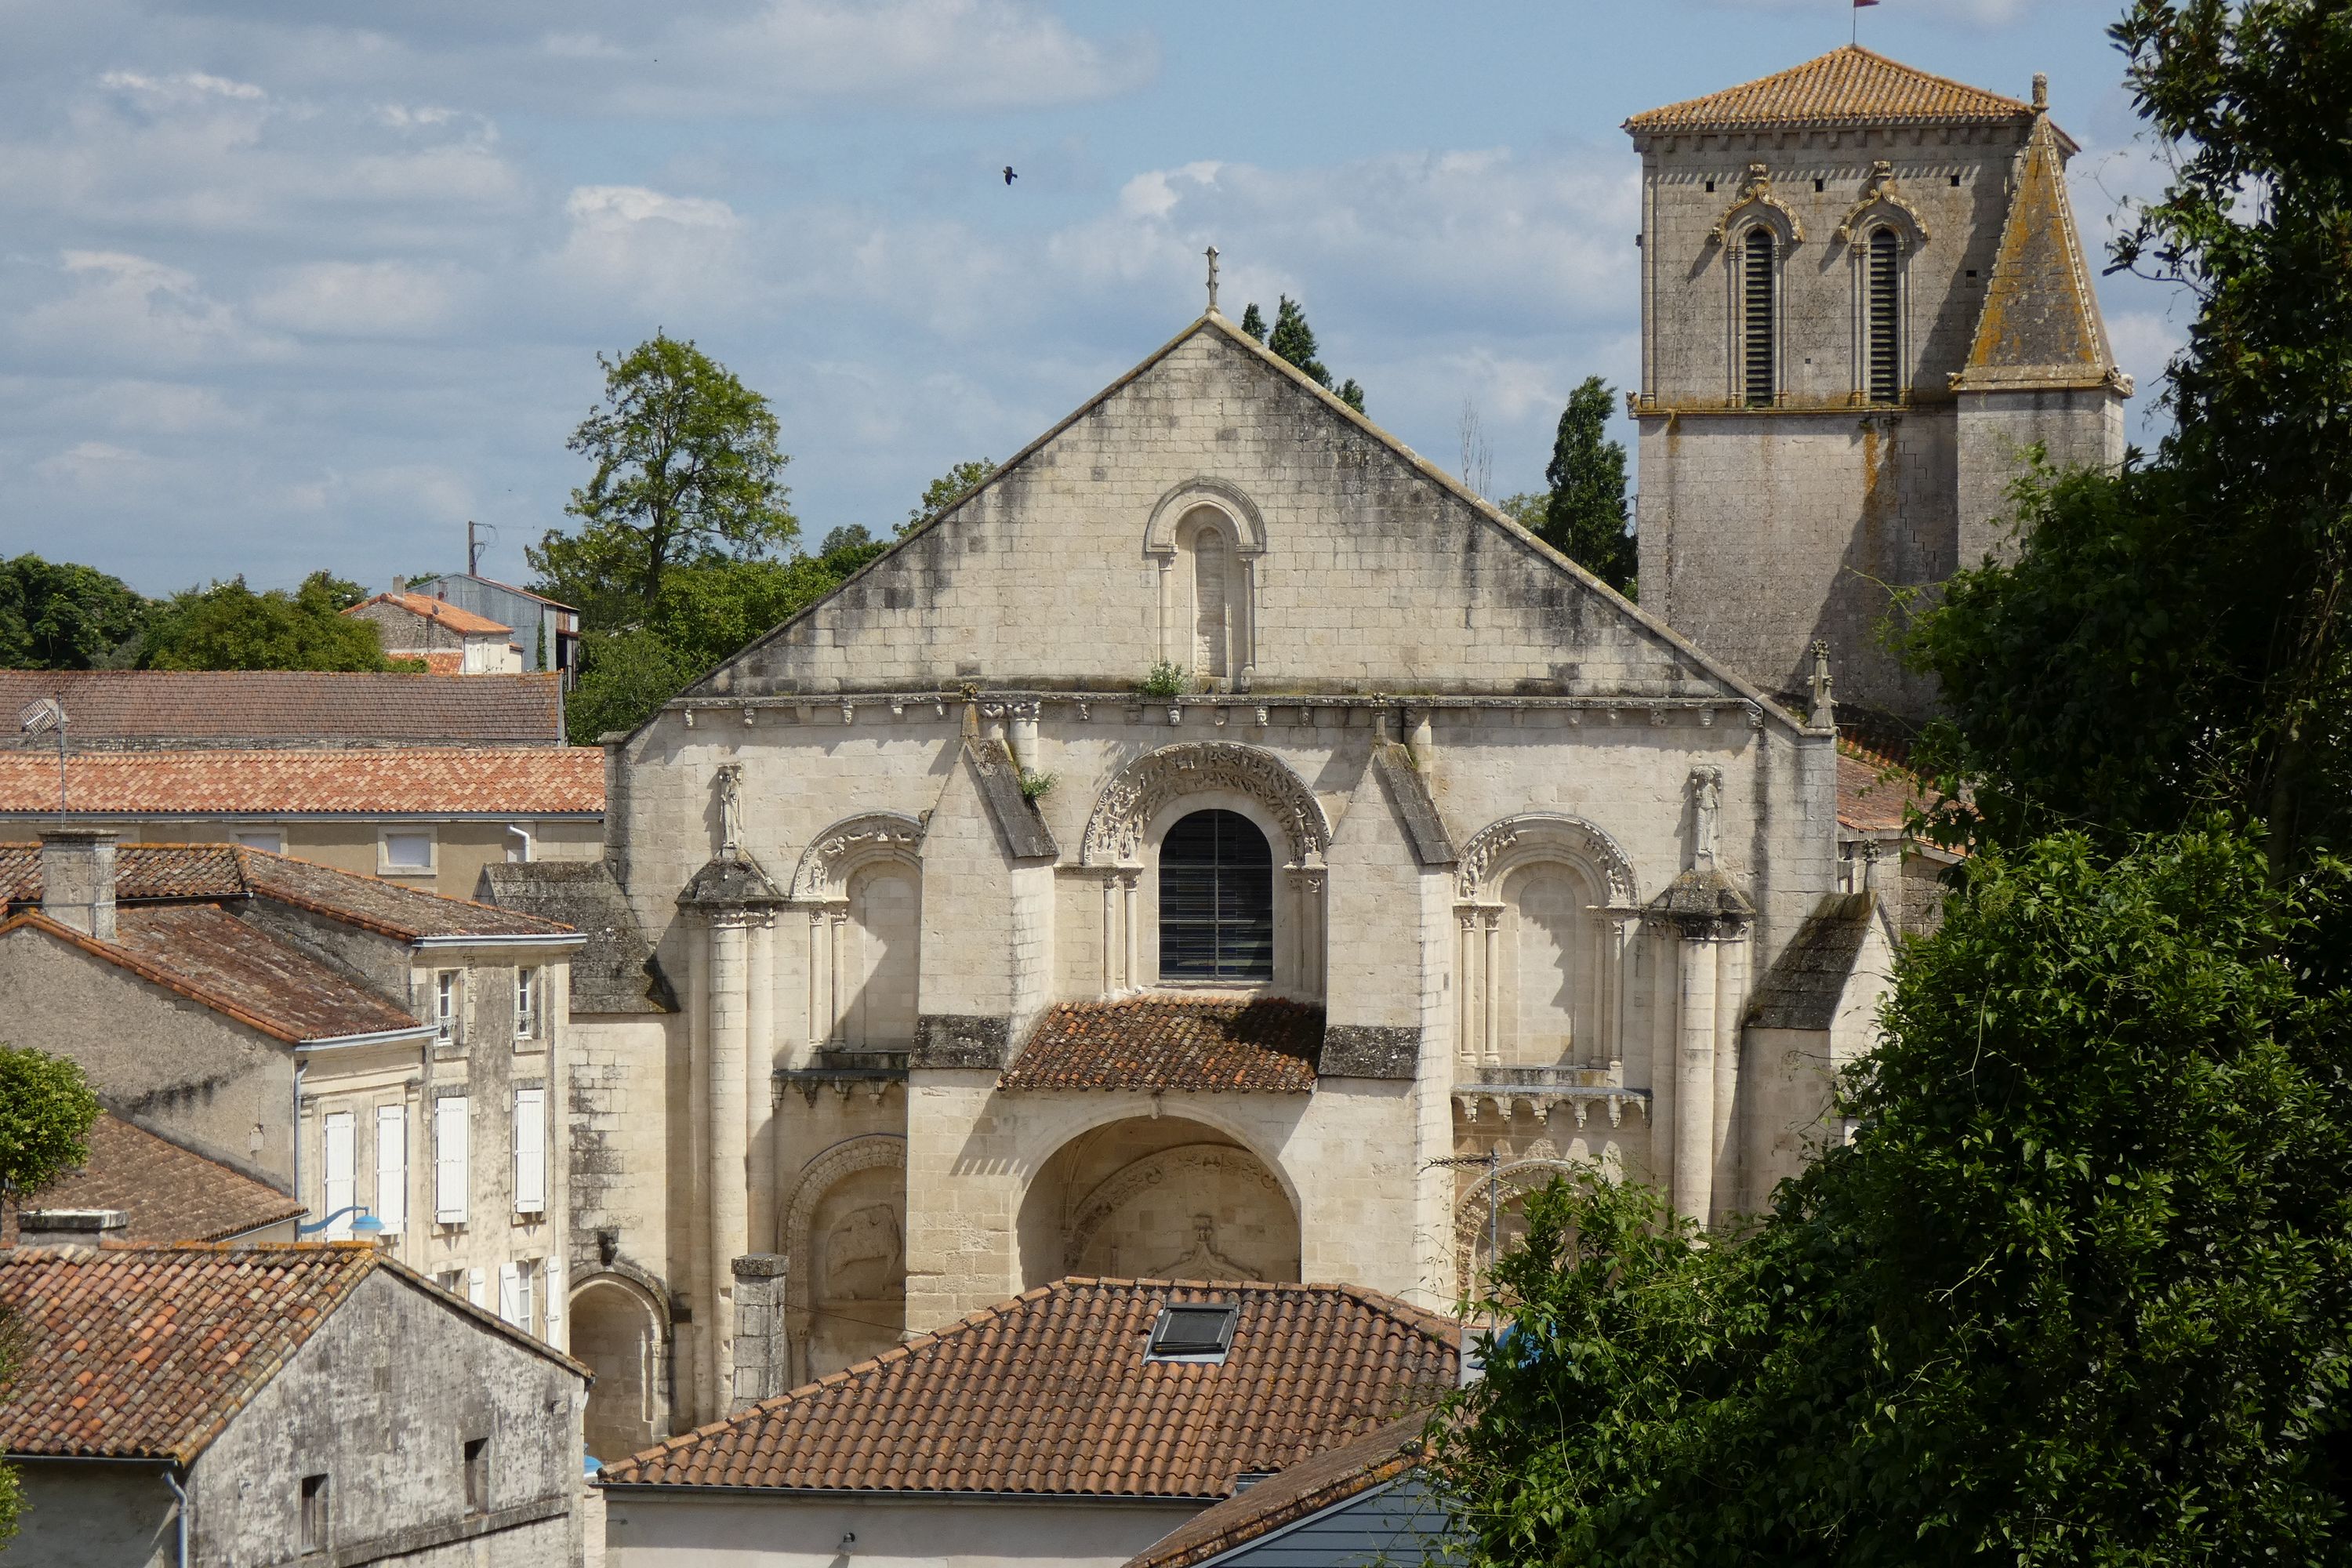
<box><xmin>1623</xmin><ymin>47</ymin><xmax>2129</xmax><ymax>723</ymax></box>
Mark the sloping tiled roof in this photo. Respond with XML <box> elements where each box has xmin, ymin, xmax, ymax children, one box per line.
<box><xmin>478</xmin><ymin>861</ymin><xmax>675</xmax><ymax>1014</ymax></box>
<box><xmin>1003</xmin><ymin>1000</ymin><xmax>1323</xmax><ymax>1094</ymax></box>
<box><xmin>1624</xmin><ymin>46</ymin><xmax>2034</xmax><ymax>132</ymax></box>
<box><xmin>1955</xmin><ymin>115</ymin><xmax>2123</xmax><ymax>390</ymax></box>
<box><xmin>601</xmin><ymin>1279</ymin><xmax>1459</xmax><ymax>1497</ymax></box>
<box><xmin>1747</xmin><ymin>891</ymin><xmax>1878</xmax><ymax>1031</ymax></box>
<box><xmin>0</xmin><ymin>671</ymin><xmax>564</xmax><ymax>749</ymax></box>
<box><xmin>1124</xmin><ymin>1417</ymin><xmax>1434</xmax><ymax>1568</ymax></box>
<box><xmin>344</xmin><ymin>591</ymin><xmax>512</xmax><ymax>638</ymax></box>
<box><xmin>1837</xmin><ymin>743</ymin><xmax>1929</xmax><ymax>835</ymax></box>
<box><xmin>0</xmin><ymin>747</ymin><xmax>604</xmax><ymax>817</ymax></box>
<box><xmin>0</xmin><ymin>1244</ymin><xmax>379</xmax><ymax>1461</ymax></box>
<box><xmin>115</xmin><ymin>906</ymin><xmax>424</xmax><ymax>1040</ymax></box>
<box><xmin>0</xmin><ymin>844</ymin><xmax>579</xmax><ymax>944</ymax></box>
<box><xmin>1</xmin><ymin>1112</ymin><xmax>300</xmax><ymax>1246</ymax></box>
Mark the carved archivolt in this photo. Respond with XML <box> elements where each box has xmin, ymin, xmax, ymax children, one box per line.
<box><xmin>1080</xmin><ymin>742</ymin><xmax>1330</xmax><ymax>868</ymax></box>
<box><xmin>788</xmin><ymin>812</ymin><xmax>924</xmax><ymax>902</ymax></box>
<box><xmin>1708</xmin><ymin>162</ymin><xmax>1805</xmax><ymax>248</ymax></box>
<box><xmin>1454</xmin><ymin>1158</ymin><xmax>1585</xmax><ymax>1297</ymax></box>
<box><xmin>1456</xmin><ymin>813</ymin><xmax>1638</xmax><ymax>905</ymax></box>
<box><xmin>1062</xmin><ymin>1144</ymin><xmax>1288</xmax><ymax>1272</ymax></box>
<box><xmin>779</xmin><ymin>1134</ymin><xmax>907</xmax><ymax>1258</ymax></box>
<box><xmin>1835</xmin><ymin>160</ymin><xmax>1930</xmax><ymax>249</ymax></box>
<box><xmin>1142</xmin><ymin>477</ymin><xmax>1268</xmax><ymax>558</ymax></box>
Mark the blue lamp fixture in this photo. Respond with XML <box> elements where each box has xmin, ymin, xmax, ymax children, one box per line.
<box><xmin>297</xmin><ymin>1206</ymin><xmax>385</xmax><ymax>1239</ymax></box>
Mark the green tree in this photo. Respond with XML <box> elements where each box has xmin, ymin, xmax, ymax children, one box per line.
<box><xmin>530</xmin><ymin>334</ymin><xmax>797</xmax><ymax>626</ymax></box>
<box><xmin>140</xmin><ymin>572</ymin><xmax>401</xmax><ymax>672</ymax></box>
<box><xmin>0</xmin><ymin>1045</ymin><xmax>103</xmax><ymax>1545</ymax></box>
<box><xmin>1238</xmin><ymin>303</ymin><xmax>1267</xmax><ymax>343</ymax></box>
<box><xmin>1254</xmin><ymin>296</ymin><xmax>1366</xmax><ymax>412</ymax></box>
<box><xmin>1532</xmin><ymin>376</ymin><xmax>1635</xmax><ymax>595</ymax></box>
<box><xmin>818</xmin><ymin>525</ymin><xmax>875</xmax><ymax>555</ymax></box>
<box><xmin>1494</xmin><ymin>493</ymin><xmax>1548</xmax><ymax>534</ymax></box>
<box><xmin>902</xmin><ymin>458</ymin><xmax>999</xmax><ymax>536</ymax></box>
<box><xmin>0</xmin><ymin>556</ymin><xmax>151</xmax><ymax>670</ymax></box>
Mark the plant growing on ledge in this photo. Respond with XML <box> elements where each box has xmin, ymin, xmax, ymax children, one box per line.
<box><xmin>1137</xmin><ymin>662</ymin><xmax>1187</xmax><ymax>699</ymax></box>
<box><xmin>1018</xmin><ymin>769</ymin><xmax>1058</xmax><ymax>801</ymax></box>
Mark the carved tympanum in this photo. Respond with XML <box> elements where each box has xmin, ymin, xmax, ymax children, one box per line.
<box><xmin>1456</xmin><ymin>814</ymin><xmax>1638</xmax><ymax>905</ymax></box>
<box><xmin>1080</xmin><ymin>742</ymin><xmax>1329</xmax><ymax>867</ymax></box>
<box><xmin>788</xmin><ymin>812</ymin><xmax>924</xmax><ymax>902</ymax></box>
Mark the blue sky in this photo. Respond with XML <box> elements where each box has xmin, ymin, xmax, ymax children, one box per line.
<box><xmin>0</xmin><ymin>0</ymin><xmax>2188</xmax><ymax>598</ymax></box>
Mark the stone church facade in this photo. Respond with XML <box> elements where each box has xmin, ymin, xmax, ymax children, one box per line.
<box><xmin>547</xmin><ymin>45</ymin><xmax>2103</xmax><ymax>1454</ymax></box>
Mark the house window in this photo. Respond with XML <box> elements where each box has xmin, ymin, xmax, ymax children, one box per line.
<box><xmin>233</xmin><ymin>829</ymin><xmax>284</xmax><ymax>854</ymax></box>
<box><xmin>463</xmin><ymin>1437</ymin><xmax>490</xmax><ymax>1515</ymax></box>
<box><xmin>1191</xmin><ymin>526</ymin><xmax>1230</xmax><ymax>679</ymax></box>
<box><xmin>376</xmin><ymin>1105</ymin><xmax>407</xmax><ymax>1236</ymax></box>
<box><xmin>1742</xmin><ymin>227</ymin><xmax>1777</xmax><ymax>406</ymax></box>
<box><xmin>514</xmin><ymin>967</ymin><xmax>538</xmax><ymax>1043</ymax></box>
<box><xmin>499</xmin><ymin>1259</ymin><xmax>536</xmax><ymax>1333</ymax></box>
<box><xmin>1159</xmin><ymin>810</ymin><xmax>1273</xmax><ymax>982</ymax></box>
<box><xmin>435</xmin><ymin>1096</ymin><xmax>470</xmax><ymax>1225</ymax></box>
<box><xmin>435</xmin><ymin>1269</ymin><xmax>464</xmax><ymax>1296</ymax></box>
<box><xmin>299</xmin><ymin>1473</ymin><xmax>329</xmax><ymax>1555</ymax></box>
<box><xmin>381</xmin><ymin>829</ymin><xmax>434</xmax><ymax>875</ymax></box>
<box><xmin>513</xmin><ymin>1087</ymin><xmax>546</xmax><ymax>1217</ymax></box>
<box><xmin>321</xmin><ymin>1112</ymin><xmax>354</xmax><ymax>1240</ymax></box>
<box><xmin>1145</xmin><ymin>1302</ymin><xmax>1239</xmax><ymax>1363</ymax></box>
<box><xmin>1867</xmin><ymin>227</ymin><xmax>1903</xmax><ymax>404</ymax></box>
<box><xmin>434</xmin><ymin>971</ymin><xmax>461</xmax><ymax>1045</ymax></box>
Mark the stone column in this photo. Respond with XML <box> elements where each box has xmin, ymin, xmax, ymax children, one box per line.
<box><xmin>1647</xmin><ymin>919</ymin><xmax>1676</xmax><ymax>1192</ymax></box>
<box><xmin>704</xmin><ymin>913</ymin><xmax>752</xmax><ymax>1419</ymax></box>
<box><xmin>746</xmin><ymin>918</ymin><xmax>777</xmax><ymax>1257</ymax></box>
<box><xmin>1672</xmin><ymin>928</ymin><xmax>1717</xmax><ymax>1225</ymax></box>
<box><xmin>729</xmin><ymin>1254</ymin><xmax>789</xmax><ymax>1412</ymax></box>
<box><xmin>1711</xmin><ymin>930</ymin><xmax>1751</xmax><ymax>1224</ymax></box>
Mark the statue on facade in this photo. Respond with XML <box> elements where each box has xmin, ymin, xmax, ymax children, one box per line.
<box><xmin>1690</xmin><ymin>766</ymin><xmax>1723</xmax><ymax>870</ymax></box>
<box><xmin>716</xmin><ymin>763</ymin><xmax>744</xmax><ymax>858</ymax></box>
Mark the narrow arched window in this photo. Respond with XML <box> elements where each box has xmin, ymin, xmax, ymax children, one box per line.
<box><xmin>1192</xmin><ymin>526</ymin><xmax>1229</xmax><ymax>679</ymax></box>
<box><xmin>1159</xmin><ymin>809</ymin><xmax>1273</xmax><ymax>981</ymax></box>
<box><xmin>1742</xmin><ymin>228</ymin><xmax>1776</xmax><ymax>407</ymax></box>
<box><xmin>1867</xmin><ymin>227</ymin><xmax>1902</xmax><ymax>405</ymax></box>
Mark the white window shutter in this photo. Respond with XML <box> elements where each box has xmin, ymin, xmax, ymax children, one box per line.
<box><xmin>376</xmin><ymin>1105</ymin><xmax>406</xmax><ymax>1235</ymax></box>
<box><xmin>468</xmin><ymin>1267</ymin><xmax>487</xmax><ymax>1308</ymax></box>
<box><xmin>435</xmin><ymin>1098</ymin><xmax>470</xmax><ymax>1224</ymax></box>
<box><xmin>543</xmin><ymin>1256</ymin><xmax>561</xmax><ymax>1329</ymax></box>
<box><xmin>321</xmin><ymin>1113</ymin><xmax>354</xmax><ymax>1239</ymax></box>
<box><xmin>513</xmin><ymin>1088</ymin><xmax>546</xmax><ymax>1215</ymax></box>
<box><xmin>498</xmin><ymin>1262</ymin><xmax>522</xmax><ymax>1327</ymax></box>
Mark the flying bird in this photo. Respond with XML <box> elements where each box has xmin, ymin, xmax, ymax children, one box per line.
<box><xmin>1003</xmin><ymin>166</ymin><xmax>1017</xmax><ymax>185</ymax></box>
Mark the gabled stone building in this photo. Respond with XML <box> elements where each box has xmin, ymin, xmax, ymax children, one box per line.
<box><xmin>1624</xmin><ymin>46</ymin><xmax>2132</xmax><ymax>719</ymax></box>
<box><xmin>580</xmin><ymin>304</ymin><xmax>1889</xmax><ymax>1439</ymax></box>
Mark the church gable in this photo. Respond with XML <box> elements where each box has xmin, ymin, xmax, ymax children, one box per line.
<box><xmin>693</xmin><ymin>318</ymin><xmax>1766</xmax><ymax>709</ymax></box>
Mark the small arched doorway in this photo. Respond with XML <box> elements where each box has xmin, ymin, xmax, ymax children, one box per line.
<box><xmin>570</xmin><ymin>1274</ymin><xmax>670</xmax><ymax>1463</ymax></box>
<box><xmin>1017</xmin><ymin>1116</ymin><xmax>1301</xmax><ymax>1288</ymax></box>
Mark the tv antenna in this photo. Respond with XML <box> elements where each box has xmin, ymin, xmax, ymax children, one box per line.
<box><xmin>18</xmin><ymin>699</ymin><xmax>67</xmax><ymax>818</ymax></box>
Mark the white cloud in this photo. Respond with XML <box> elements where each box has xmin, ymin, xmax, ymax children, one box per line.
<box><xmin>249</xmin><ymin>260</ymin><xmax>469</xmax><ymax>338</ymax></box>
<box><xmin>15</xmin><ymin>250</ymin><xmax>282</xmax><ymax>368</ymax></box>
<box><xmin>99</xmin><ymin>69</ymin><xmax>267</xmax><ymax>102</ymax></box>
<box><xmin>550</xmin><ymin>185</ymin><xmax>754</xmax><ymax>314</ymax></box>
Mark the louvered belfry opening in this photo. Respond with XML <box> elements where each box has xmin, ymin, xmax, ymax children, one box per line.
<box><xmin>1742</xmin><ymin>227</ymin><xmax>1777</xmax><ymax>406</ymax></box>
<box><xmin>1159</xmin><ymin>809</ymin><xmax>1274</xmax><ymax>982</ymax></box>
<box><xmin>1867</xmin><ymin>227</ymin><xmax>1902</xmax><ymax>404</ymax></box>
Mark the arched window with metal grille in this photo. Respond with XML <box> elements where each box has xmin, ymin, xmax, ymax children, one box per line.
<box><xmin>1867</xmin><ymin>227</ymin><xmax>1903</xmax><ymax>404</ymax></box>
<box><xmin>1742</xmin><ymin>227</ymin><xmax>1777</xmax><ymax>407</ymax></box>
<box><xmin>1158</xmin><ymin>809</ymin><xmax>1273</xmax><ymax>982</ymax></box>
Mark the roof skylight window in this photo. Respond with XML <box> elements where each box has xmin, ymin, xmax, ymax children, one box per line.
<box><xmin>1146</xmin><ymin>1302</ymin><xmax>1239</xmax><ymax>1363</ymax></box>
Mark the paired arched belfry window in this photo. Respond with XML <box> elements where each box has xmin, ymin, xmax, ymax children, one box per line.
<box><xmin>1742</xmin><ymin>227</ymin><xmax>1777</xmax><ymax>406</ymax></box>
<box><xmin>1867</xmin><ymin>227</ymin><xmax>1903</xmax><ymax>404</ymax></box>
<box><xmin>1160</xmin><ymin>809</ymin><xmax>1273</xmax><ymax>981</ymax></box>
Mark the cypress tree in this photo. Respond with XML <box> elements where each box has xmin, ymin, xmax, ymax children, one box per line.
<box><xmin>1538</xmin><ymin>376</ymin><xmax>1635</xmax><ymax>595</ymax></box>
<box><xmin>1238</xmin><ymin>303</ymin><xmax>1267</xmax><ymax>343</ymax></box>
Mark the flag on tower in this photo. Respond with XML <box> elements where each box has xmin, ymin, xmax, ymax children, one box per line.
<box><xmin>1855</xmin><ymin>0</ymin><xmax>1880</xmax><ymax>7</ymax></box>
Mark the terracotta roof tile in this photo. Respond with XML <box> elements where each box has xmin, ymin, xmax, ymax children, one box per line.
<box><xmin>0</xmin><ymin>747</ymin><xmax>604</xmax><ymax>817</ymax></box>
<box><xmin>1</xmin><ymin>1113</ymin><xmax>301</xmax><ymax>1246</ymax></box>
<box><xmin>0</xmin><ymin>671</ymin><xmax>563</xmax><ymax>748</ymax></box>
<box><xmin>1124</xmin><ymin>1416</ymin><xmax>1432</xmax><ymax>1568</ymax></box>
<box><xmin>1002</xmin><ymin>1000</ymin><xmax>1322</xmax><ymax>1094</ymax></box>
<box><xmin>1625</xmin><ymin>46</ymin><xmax>2034</xmax><ymax>132</ymax></box>
<box><xmin>345</xmin><ymin>591</ymin><xmax>513</xmax><ymax>638</ymax></box>
<box><xmin>601</xmin><ymin>1279</ymin><xmax>1458</xmax><ymax>1497</ymax></box>
<box><xmin>1837</xmin><ymin>744</ymin><xmax>1930</xmax><ymax>835</ymax></box>
<box><xmin>0</xmin><ymin>1244</ymin><xmax>379</xmax><ymax>1461</ymax></box>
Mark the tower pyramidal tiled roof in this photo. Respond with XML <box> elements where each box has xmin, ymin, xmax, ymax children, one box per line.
<box><xmin>1954</xmin><ymin>114</ymin><xmax>2131</xmax><ymax>393</ymax></box>
<box><xmin>1624</xmin><ymin>45</ymin><xmax>2037</xmax><ymax>133</ymax></box>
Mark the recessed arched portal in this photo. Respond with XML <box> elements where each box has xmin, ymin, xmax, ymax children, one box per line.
<box><xmin>1016</xmin><ymin>1116</ymin><xmax>1301</xmax><ymax>1288</ymax></box>
<box><xmin>570</xmin><ymin>1273</ymin><xmax>670</xmax><ymax>1464</ymax></box>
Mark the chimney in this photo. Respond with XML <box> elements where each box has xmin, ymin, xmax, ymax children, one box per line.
<box><xmin>40</xmin><ymin>828</ymin><xmax>118</xmax><ymax>942</ymax></box>
<box><xmin>15</xmin><ymin>1208</ymin><xmax>126</xmax><ymax>1248</ymax></box>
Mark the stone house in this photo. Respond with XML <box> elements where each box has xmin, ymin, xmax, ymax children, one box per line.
<box><xmin>345</xmin><ymin>590</ymin><xmax>527</xmax><ymax>674</ymax></box>
<box><xmin>595</xmin><ymin>1278</ymin><xmax>1457</xmax><ymax>1568</ymax></box>
<box><xmin>0</xmin><ymin>1242</ymin><xmax>587</xmax><ymax>1566</ymax></box>
<box><xmin>0</xmin><ymin>1109</ymin><xmax>304</xmax><ymax>1247</ymax></box>
<box><xmin>0</xmin><ymin>830</ymin><xmax>585</xmax><ymax>1345</ymax></box>
<box><xmin>1625</xmin><ymin>47</ymin><xmax>2132</xmax><ymax>720</ymax></box>
<box><xmin>404</xmin><ymin>571</ymin><xmax>583</xmax><ymax>685</ymax></box>
<box><xmin>570</xmin><ymin>298</ymin><xmax>1898</xmax><ymax>1446</ymax></box>
<box><xmin>0</xmin><ymin>670</ymin><xmax>595</xmax><ymax>899</ymax></box>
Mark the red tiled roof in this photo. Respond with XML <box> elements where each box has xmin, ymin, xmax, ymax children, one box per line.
<box><xmin>345</xmin><ymin>591</ymin><xmax>512</xmax><ymax>638</ymax></box>
<box><xmin>1837</xmin><ymin>744</ymin><xmax>1930</xmax><ymax>836</ymax></box>
<box><xmin>0</xmin><ymin>747</ymin><xmax>605</xmax><ymax>816</ymax></box>
<box><xmin>1</xmin><ymin>1113</ymin><xmax>301</xmax><ymax>1246</ymax></box>
<box><xmin>0</xmin><ymin>843</ymin><xmax>579</xmax><ymax>945</ymax></box>
<box><xmin>1002</xmin><ymin>1000</ymin><xmax>1323</xmax><ymax>1094</ymax></box>
<box><xmin>0</xmin><ymin>1244</ymin><xmax>380</xmax><ymax>1461</ymax></box>
<box><xmin>1124</xmin><ymin>1417</ymin><xmax>1432</xmax><ymax>1568</ymax></box>
<box><xmin>602</xmin><ymin>1279</ymin><xmax>1460</xmax><ymax>1497</ymax></box>
<box><xmin>0</xmin><ymin>671</ymin><xmax>564</xmax><ymax>748</ymax></box>
<box><xmin>1625</xmin><ymin>46</ymin><xmax>2034</xmax><ymax>132</ymax></box>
